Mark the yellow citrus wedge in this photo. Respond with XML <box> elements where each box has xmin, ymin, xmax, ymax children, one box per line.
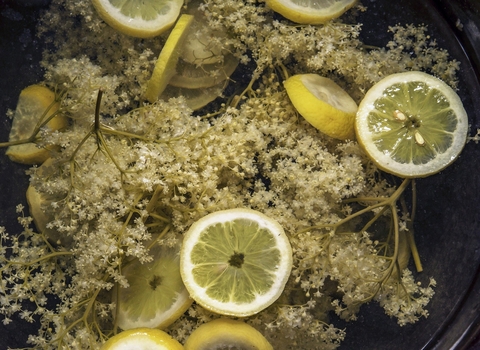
<box><xmin>184</xmin><ymin>318</ymin><xmax>273</xmax><ymax>350</ymax></box>
<box><xmin>284</xmin><ymin>74</ymin><xmax>357</xmax><ymax>140</ymax></box>
<box><xmin>101</xmin><ymin>328</ymin><xmax>183</xmax><ymax>350</ymax></box>
<box><xmin>115</xmin><ymin>243</ymin><xmax>192</xmax><ymax>330</ymax></box>
<box><xmin>6</xmin><ymin>85</ymin><xmax>67</xmax><ymax>164</ymax></box>
<box><xmin>92</xmin><ymin>0</ymin><xmax>184</xmax><ymax>38</ymax></box>
<box><xmin>145</xmin><ymin>14</ymin><xmax>194</xmax><ymax>103</ymax></box>
<box><xmin>180</xmin><ymin>208</ymin><xmax>292</xmax><ymax>317</ymax></box>
<box><xmin>265</xmin><ymin>0</ymin><xmax>357</xmax><ymax>24</ymax></box>
<box><xmin>355</xmin><ymin>71</ymin><xmax>468</xmax><ymax>178</ymax></box>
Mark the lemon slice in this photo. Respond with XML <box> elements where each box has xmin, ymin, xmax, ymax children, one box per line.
<box><xmin>181</xmin><ymin>18</ymin><xmax>227</xmax><ymax>66</ymax></box>
<box><xmin>180</xmin><ymin>208</ymin><xmax>293</xmax><ymax>317</ymax></box>
<box><xmin>265</xmin><ymin>0</ymin><xmax>357</xmax><ymax>24</ymax></box>
<box><xmin>145</xmin><ymin>14</ymin><xmax>194</xmax><ymax>103</ymax></box>
<box><xmin>169</xmin><ymin>54</ymin><xmax>238</xmax><ymax>89</ymax></box>
<box><xmin>115</xmin><ymin>243</ymin><xmax>192</xmax><ymax>330</ymax></box>
<box><xmin>162</xmin><ymin>81</ymin><xmax>228</xmax><ymax>110</ymax></box>
<box><xmin>355</xmin><ymin>71</ymin><xmax>468</xmax><ymax>178</ymax></box>
<box><xmin>26</xmin><ymin>158</ymin><xmax>72</xmax><ymax>247</ymax></box>
<box><xmin>284</xmin><ymin>74</ymin><xmax>357</xmax><ymax>140</ymax></box>
<box><xmin>6</xmin><ymin>85</ymin><xmax>67</xmax><ymax>165</ymax></box>
<box><xmin>184</xmin><ymin>318</ymin><xmax>273</xmax><ymax>350</ymax></box>
<box><xmin>91</xmin><ymin>0</ymin><xmax>184</xmax><ymax>38</ymax></box>
<box><xmin>101</xmin><ymin>328</ymin><xmax>183</xmax><ymax>350</ymax></box>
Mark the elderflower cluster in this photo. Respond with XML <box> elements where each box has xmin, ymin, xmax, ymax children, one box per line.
<box><xmin>0</xmin><ymin>0</ymin><xmax>459</xmax><ymax>348</ymax></box>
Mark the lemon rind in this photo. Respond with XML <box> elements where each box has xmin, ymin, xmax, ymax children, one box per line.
<box><xmin>284</xmin><ymin>74</ymin><xmax>357</xmax><ymax>140</ymax></box>
<box><xmin>266</xmin><ymin>0</ymin><xmax>357</xmax><ymax>24</ymax></box>
<box><xmin>145</xmin><ymin>14</ymin><xmax>195</xmax><ymax>103</ymax></box>
<box><xmin>92</xmin><ymin>0</ymin><xmax>184</xmax><ymax>38</ymax></box>
<box><xmin>184</xmin><ymin>318</ymin><xmax>273</xmax><ymax>350</ymax></box>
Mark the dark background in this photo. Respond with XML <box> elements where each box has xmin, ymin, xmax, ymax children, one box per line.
<box><xmin>0</xmin><ymin>0</ymin><xmax>479</xmax><ymax>349</ymax></box>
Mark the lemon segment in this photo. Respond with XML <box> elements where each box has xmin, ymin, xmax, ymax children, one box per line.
<box><xmin>92</xmin><ymin>0</ymin><xmax>184</xmax><ymax>38</ymax></box>
<box><xmin>115</xmin><ymin>243</ymin><xmax>192</xmax><ymax>330</ymax></box>
<box><xmin>6</xmin><ymin>85</ymin><xmax>67</xmax><ymax>165</ymax></box>
<box><xmin>184</xmin><ymin>318</ymin><xmax>273</xmax><ymax>350</ymax></box>
<box><xmin>101</xmin><ymin>328</ymin><xmax>183</xmax><ymax>350</ymax></box>
<box><xmin>145</xmin><ymin>14</ymin><xmax>194</xmax><ymax>103</ymax></box>
<box><xmin>355</xmin><ymin>71</ymin><xmax>468</xmax><ymax>178</ymax></box>
<box><xmin>180</xmin><ymin>208</ymin><xmax>293</xmax><ymax>317</ymax></box>
<box><xmin>284</xmin><ymin>74</ymin><xmax>357</xmax><ymax>140</ymax></box>
<box><xmin>265</xmin><ymin>0</ymin><xmax>357</xmax><ymax>24</ymax></box>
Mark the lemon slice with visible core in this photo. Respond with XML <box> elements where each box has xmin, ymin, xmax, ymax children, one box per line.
<box><xmin>6</xmin><ymin>85</ymin><xmax>67</xmax><ymax>165</ymax></box>
<box><xmin>355</xmin><ymin>71</ymin><xmax>468</xmax><ymax>178</ymax></box>
<box><xmin>184</xmin><ymin>318</ymin><xmax>273</xmax><ymax>350</ymax></box>
<box><xmin>265</xmin><ymin>0</ymin><xmax>357</xmax><ymax>24</ymax></box>
<box><xmin>145</xmin><ymin>14</ymin><xmax>194</xmax><ymax>103</ymax></box>
<box><xmin>180</xmin><ymin>208</ymin><xmax>292</xmax><ymax>317</ymax></box>
<box><xmin>115</xmin><ymin>243</ymin><xmax>192</xmax><ymax>330</ymax></box>
<box><xmin>92</xmin><ymin>0</ymin><xmax>184</xmax><ymax>38</ymax></box>
<box><xmin>284</xmin><ymin>74</ymin><xmax>357</xmax><ymax>140</ymax></box>
<box><xmin>101</xmin><ymin>328</ymin><xmax>183</xmax><ymax>350</ymax></box>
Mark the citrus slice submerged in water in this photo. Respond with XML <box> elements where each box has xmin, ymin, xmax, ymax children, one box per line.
<box><xmin>355</xmin><ymin>71</ymin><xmax>468</xmax><ymax>178</ymax></box>
<box><xmin>145</xmin><ymin>14</ymin><xmax>194</xmax><ymax>103</ymax></box>
<box><xmin>92</xmin><ymin>0</ymin><xmax>184</xmax><ymax>38</ymax></box>
<box><xmin>6</xmin><ymin>85</ymin><xmax>67</xmax><ymax>165</ymax></box>
<box><xmin>180</xmin><ymin>208</ymin><xmax>292</xmax><ymax>317</ymax></box>
<box><xmin>184</xmin><ymin>318</ymin><xmax>273</xmax><ymax>350</ymax></box>
<box><xmin>115</xmin><ymin>243</ymin><xmax>192</xmax><ymax>330</ymax></box>
<box><xmin>101</xmin><ymin>328</ymin><xmax>183</xmax><ymax>350</ymax></box>
<box><xmin>265</xmin><ymin>0</ymin><xmax>357</xmax><ymax>24</ymax></box>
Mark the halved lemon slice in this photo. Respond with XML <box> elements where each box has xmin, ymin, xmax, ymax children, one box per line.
<box><xmin>265</xmin><ymin>0</ymin><xmax>357</xmax><ymax>24</ymax></box>
<box><xmin>6</xmin><ymin>85</ymin><xmax>67</xmax><ymax>165</ymax></box>
<box><xmin>145</xmin><ymin>14</ymin><xmax>194</xmax><ymax>103</ymax></box>
<box><xmin>92</xmin><ymin>0</ymin><xmax>184</xmax><ymax>38</ymax></box>
<box><xmin>180</xmin><ymin>208</ymin><xmax>293</xmax><ymax>317</ymax></box>
<box><xmin>115</xmin><ymin>243</ymin><xmax>192</xmax><ymax>330</ymax></box>
<box><xmin>284</xmin><ymin>74</ymin><xmax>357</xmax><ymax>140</ymax></box>
<box><xmin>184</xmin><ymin>318</ymin><xmax>273</xmax><ymax>350</ymax></box>
<box><xmin>355</xmin><ymin>71</ymin><xmax>468</xmax><ymax>178</ymax></box>
<box><xmin>101</xmin><ymin>328</ymin><xmax>183</xmax><ymax>350</ymax></box>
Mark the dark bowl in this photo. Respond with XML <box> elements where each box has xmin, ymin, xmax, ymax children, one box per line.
<box><xmin>0</xmin><ymin>0</ymin><xmax>479</xmax><ymax>349</ymax></box>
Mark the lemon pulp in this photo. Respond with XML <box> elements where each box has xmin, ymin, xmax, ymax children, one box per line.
<box><xmin>355</xmin><ymin>71</ymin><xmax>468</xmax><ymax>178</ymax></box>
<box><xmin>115</xmin><ymin>243</ymin><xmax>192</xmax><ymax>330</ymax></box>
<box><xmin>92</xmin><ymin>0</ymin><xmax>184</xmax><ymax>38</ymax></box>
<box><xmin>101</xmin><ymin>328</ymin><xmax>183</xmax><ymax>350</ymax></box>
<box><xmin>265</xmin><ymin>0</ymin><xmax>357</xmax><ymax>24</ymax></box>
<box><xmin>184</xmin><ymin>318</ymin><xmax>273</xmax><ymax>350</ymax></box>
<box><xmin>180</xmin><ymin>208</ymin><xmax>292</xmax><ymax>317</ymax></box>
